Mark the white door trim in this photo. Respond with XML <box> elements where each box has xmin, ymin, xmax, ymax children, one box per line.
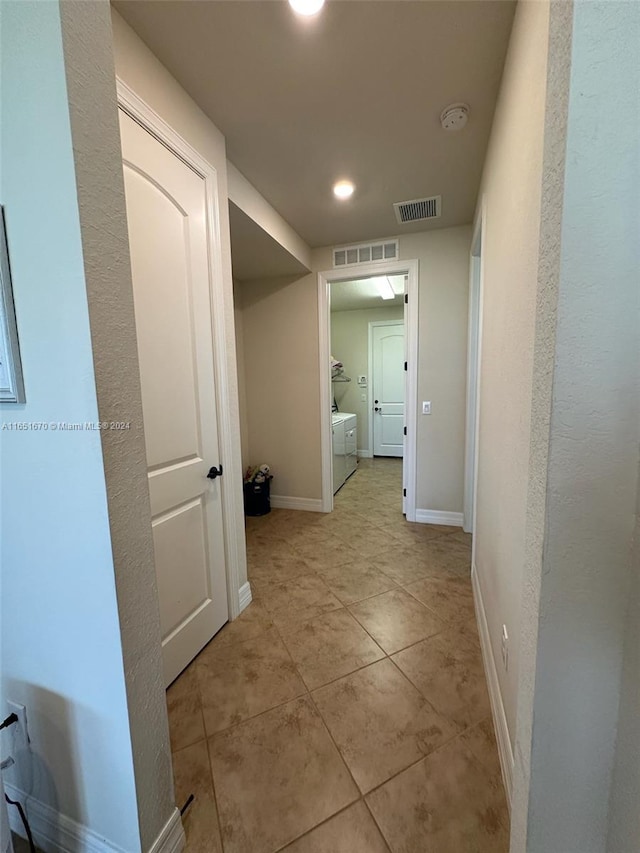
<box><xmin>116</xmin><ymin>78</ymin><xmax>247</xmax><ymax>621</ymax></box>
<box><xmin>367</xmin><ymin>319</ymin><xmax>405</xmax><ymax>459</ymax></box>
<box><xmin>464</xmin><ymin>201</ymin><xmax>486</xmax><ymax>537</ymax></box>
<box><xmin>318</xmin><ymin>259</ymin><xmax>419</xmax><ymax>520</ymax></box>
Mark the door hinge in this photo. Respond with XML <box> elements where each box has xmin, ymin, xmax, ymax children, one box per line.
<box><xmin>403</xmin><ymin>426</ymin><xmax>407</xmax><ymax>436</ymax></box>
<box><xmin>404</xmin><ymin>293</ymin><xmax>408</xmax><ymax>304</ymax></box>
<box><xmin>404</xmin><ymin>361</ymin><xmax>407</xmax><ymax>371</ymax></box>
<box><xmin>403</xmin><ymin>488</ymin><xmax>407</xmax><ymax>497</ymax></box>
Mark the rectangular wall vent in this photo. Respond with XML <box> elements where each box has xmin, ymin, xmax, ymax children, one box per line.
<box><xmin>333</xmin><ymin>239</ymin><xmax>398</xmax><ymax>268</ymax></box>
<box><xmin>393</xmin><ymin>196</ymin><xmax>442</xmax><ymax>224</ymax></box>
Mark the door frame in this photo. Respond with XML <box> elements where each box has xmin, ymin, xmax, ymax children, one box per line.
<box><xmin>464</xmin><ymin>201</ymin><xmax>486</xmax><ymax>536</ymax></box>
<box><xmin>368</xmin><ymin>319</ymin><xmax>405</xmax><ymax>459</ymax></box>
<box><xmin>318</xmin><ymin>259</ymin><xmax>419</xmax><ymax>520</ymax></box>
<box><xmin>117</xmin><ymin>78</ymin><xmax>248</xmax><ymax>621</ymax></box>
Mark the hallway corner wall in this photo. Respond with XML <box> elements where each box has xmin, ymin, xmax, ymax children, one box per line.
<box><xmin>0</xmin><ymin>2</ymin><xmax>151</xmax><ymax>849</ymax></box>
<box><xmin>471</xmin><ymin>0</ymin><xmax>552</xmax><ymax>772</ymax></box>
<box><xmin>521</xmin><ymin>1</ymin><xmax>640</xmax><ymax>849</ymax></box>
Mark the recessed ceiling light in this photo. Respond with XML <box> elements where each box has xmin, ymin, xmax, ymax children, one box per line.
<box><xmin>333</xmin><ymin>180</ymin><xmax>355</xmax><ymax>200</ymax></box>
<box><xmin>289</xmin><ymin>0</ymin><xmax>325</xmax><ymax>16</ymax></box>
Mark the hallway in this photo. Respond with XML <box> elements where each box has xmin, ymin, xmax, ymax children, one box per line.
<box><xmin>167</xmin><ymin>459</ymin><xmax>509</xmax><ymax>852</ymax></box>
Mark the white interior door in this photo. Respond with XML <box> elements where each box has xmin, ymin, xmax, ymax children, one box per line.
<box><xmin>372</xmin><ymin>321</ymin><xmax>405</xmax><ymax>457</ymax></box>
<box><xmin>120</xmin><ymin>109</ymin><xmax>228</xmax><ymax>687</ymax></box>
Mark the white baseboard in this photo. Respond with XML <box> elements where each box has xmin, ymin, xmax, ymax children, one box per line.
<box><xmin>148</xmin><ymin>809</ymin><xmax>185</xmax><ymax>853</ymax></box>
<box><xmin>5</xmin><ymin>784</ymin><xmax>124</xmax><ymax>853</ymax></box>
<box><xmin>470</xmin><ymin>564</ymin><xmax>514</xmax><ymax>808</ymax></box>
<box><xmin>357</xmin><ymin>449</ymin><xmax>372</xmax><ymax>458</ymax></box>
<box><xmin>414</xmin><ymin>509</ymin><xmax>464</xmax><ymax>527</ymax></box>
<box><xmin>269</xmin><ymin>496</ymin><xmax>324</xmax><ymax>512</ymax></box>
<box><xmin>5</xmin><ymin>786</ymin><xmax>184</xmax><ymax>853</ymax></box>
<box><xmin>238</xmin><ymin>581</ymin><xmax>252</xmax><ymax>613</ymax></box>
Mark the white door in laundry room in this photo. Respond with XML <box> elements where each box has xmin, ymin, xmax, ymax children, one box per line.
<box><xmin>119</xmin><ymin>109</ymin><xmax>228</xmax><ymax>687</ymax></box>
<box><xmin>372</xmin><ymin>320</ymin><xmax>405</xmax><ymax>457</ymax></box>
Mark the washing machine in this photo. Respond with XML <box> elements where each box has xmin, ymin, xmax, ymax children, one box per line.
<box><xmin>332</xmin><ymin>412</ymin><xmax>357</xmax><ymax>494</ymax></box>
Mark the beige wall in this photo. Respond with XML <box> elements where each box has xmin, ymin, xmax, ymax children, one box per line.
<box><xmin>472</xmin><ymin>0</ymin><xmax>551</xmax><ymax>753</ymax></box>
<box><xmin>607</xmin><ymin>476</ymin><xmax>640</xmax><ymax>852</ymax></box>
<box><xmin>237</xmin><ymin>225</ymin><xmax>471</xmax><ymax>510</ymax></box>
<box><xmin>233</xmin><ymin>280</ymin><xmax>251</xmax><ymax>471</ymax></box>
<box><xmin>402</xmin><ymin>228</ymin><xmax>471</xmax><ymax>512</ymax></box>
<box><xmin>238</xmin><ymin>273</ymin><xmax>323</xmax><ymax>499</ymax></box>
<box><xmin>330</xmin><ymin>305</ymin><xmax>404</xmax><ymax>454</ymax></box>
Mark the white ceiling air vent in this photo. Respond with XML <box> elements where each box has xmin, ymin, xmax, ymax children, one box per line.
<box><xmin>394</xmin><ymin>196</ymin><xmax>442</xmax><ymax>225</ymax></box>
<box><xmin>333</xmin><ymin>239</ymin><xmax>398</xmax><ymax>268</ymax></box>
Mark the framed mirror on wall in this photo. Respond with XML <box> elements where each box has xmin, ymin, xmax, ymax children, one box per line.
<box><xmin>0</xmin><ymin>206</ymin><xmax>25</xmax><ymax>403</ymax></box>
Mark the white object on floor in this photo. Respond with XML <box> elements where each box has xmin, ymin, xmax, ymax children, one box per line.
<box><xmin>332</xmin><ymin>413</ymin><xmax>357</xmax><ymax>494</ymax></box>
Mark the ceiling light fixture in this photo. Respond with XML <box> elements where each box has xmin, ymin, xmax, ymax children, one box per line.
<box><xmin>370</xmin><ymin>276</ymin><xmax>395</xmax><ymax>301</ymax></box>
<box><xmin>288</xmin><ymin>0</ymin><xmax>325</xmax><ymax>16</ymax></box>
<box><xmin>333</xmin><ymin>180</ymin><xmax>355</xmax><ymax>200</ymax></box>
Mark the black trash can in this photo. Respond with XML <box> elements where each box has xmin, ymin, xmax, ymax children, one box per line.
<box><xmin>243</xmin><ymin>478</ymin><xmax>271</xmax><ymax>516</ymax></box>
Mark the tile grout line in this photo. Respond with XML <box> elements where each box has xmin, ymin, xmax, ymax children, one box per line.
<box><xmin>203</xmin><ymin>730</ymin><xmax>225</xmax><ymax>852</ymax></box>
<box><xmin>170</xmin><ymin>464</ymin><xmax>497</xmax><ymax>852</ymax></box>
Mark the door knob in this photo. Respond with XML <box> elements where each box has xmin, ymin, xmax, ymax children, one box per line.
<box><xmin>374</xmin><ymin>407</ymin><xmax>382</xmax><ymax>413</ymax></box>
<box><xmin>207</xmin><ymin>464</ymin><xmax>223</xmax><ymax>480</ymax></box>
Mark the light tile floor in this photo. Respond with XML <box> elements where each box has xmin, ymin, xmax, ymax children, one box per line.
<box><xmin>167</xmin><ymin>458</ymin><xmax>510</xmax><ymax>853</ymax></box>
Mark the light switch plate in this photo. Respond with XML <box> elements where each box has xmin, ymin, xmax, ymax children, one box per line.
<box><xmin>422</xmin><ymin>401</ymin><xmax>432</xmax><ymax>415</ymax></box>
<box><xmin>357</xmin><ymin>375</ymin><xmax>367</xmax><ymax>386</ymax></box>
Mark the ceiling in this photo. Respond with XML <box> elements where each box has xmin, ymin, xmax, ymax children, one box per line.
<box><xmin>331</xmin><ymin>274</ymin><xmax>405</xmax><ymax>312</ymax></box>
<box><xmin>114</xmin><ymin>0</ymin><xmax>515</xmax><ymax>249</ymax></box>
<box><xmin>229</xmin><ymin>201</ymin><xmax>309</xmax><ymax>281</ymax></box>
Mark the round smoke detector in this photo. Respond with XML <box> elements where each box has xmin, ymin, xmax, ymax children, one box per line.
<box><xmin>440</xmin><ymin>103</ymin><xmax>470</xmax><ymax>131</ymax></box>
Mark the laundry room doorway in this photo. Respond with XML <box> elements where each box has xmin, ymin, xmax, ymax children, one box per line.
<box><xmin>319</xmin><ymin>259</ymin><xmax>419</xmax><ymax>520</ymax></box>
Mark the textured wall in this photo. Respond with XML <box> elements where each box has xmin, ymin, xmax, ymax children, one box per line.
<box><xmin>331</xmin><ymin>305</ymin><xmax>405</xmax><ymax>454</ymax></box>
<box><xmin>472</xmin><ymin>0</ymin><xmax>551</xmax><ymax>748</ymax></box>
<box><xmin>0</xmin><ymin>2</ymin><xmax>141</xmax><ymax>848</ymax></box>
<box><xmin>60</xmin><ymin>2</ymin><xmax>175</xmax><ymax>849</ymax></box>
<box><xmin>509</xmin><ymin>0</ymin><xmax>573</xmax><ymax>844</ymax></box>
<box><xmin>523</xmin><ymin>1</ymin><xmax>640</xmax><ymax>849</ymax></box>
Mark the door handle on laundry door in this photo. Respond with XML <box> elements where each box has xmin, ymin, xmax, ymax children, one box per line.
<box><xmin>207</xmin><ymin>464</ymin><xmax>223</xmax><ymax>479</ymax></box>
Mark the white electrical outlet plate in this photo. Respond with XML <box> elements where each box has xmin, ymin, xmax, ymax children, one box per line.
<box><xmin>422</xmin><ymin>401</ymin><xmax>432</xmax><ymax>415</ymax></box>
